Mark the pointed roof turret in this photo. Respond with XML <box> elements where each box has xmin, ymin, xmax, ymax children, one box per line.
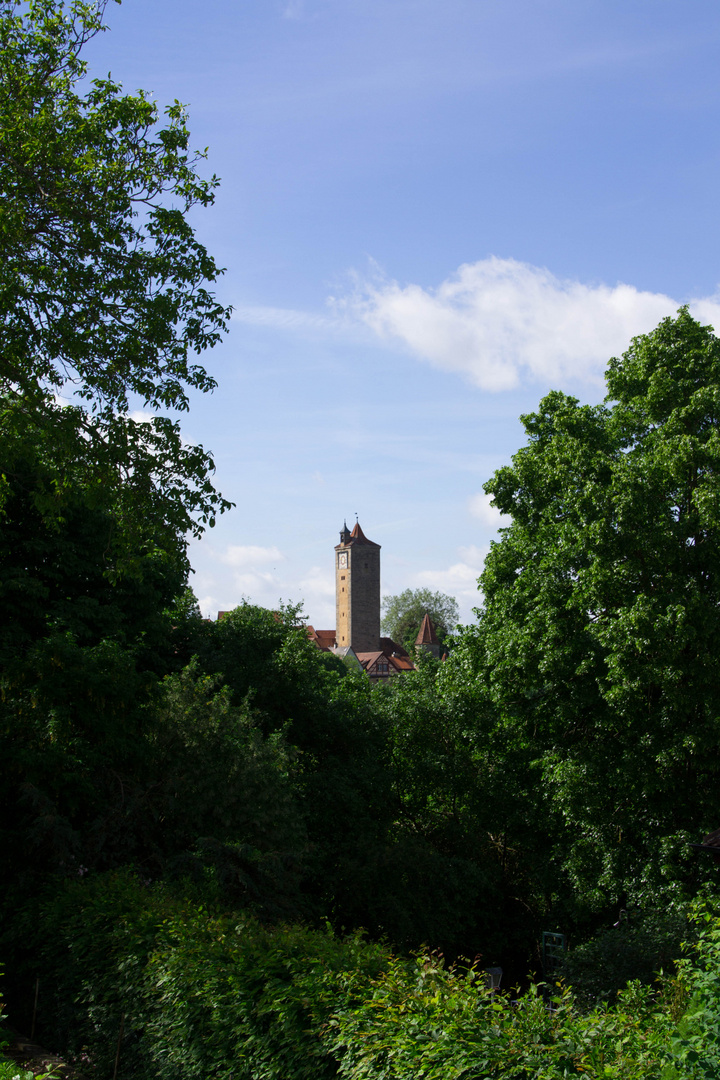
<box><xmin>415</xmin><ymin>613</ymin><xmax>439</xmax><ymax>647</ymax></box>
<box><xmin>335</xmin><ymin>520</ymin><xmax>380</xmax><ymax>548</ymax></box>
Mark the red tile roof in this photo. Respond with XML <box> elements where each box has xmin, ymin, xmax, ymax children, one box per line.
<box><xmin>389</xmin><ymin>655</ymin><xmax>414</xmax><ymax>671</ymax></box>
<box><xmin>306</xmin><ymin>626</ymin><xmax>336</xmax><ymax>650</ymax></box>
<box><xmin>379</xmin><ymin>637</ymin><xmax>409</xmax><ymax>657</ymax></box>
<box><xmin>356</xmin><ymin>648</ymin><xmax>415</xmax><ymax>675</ymax></box>
<box><xmin>415</xmin><ymin>613</ymin><xmax>439</xmax><ymax>646</ymax></box>
<box><xmin>356</xmin><ymin>651</ymin><xmax>385</xmax><ymax>670</ymax></box>
<box><xmin>346</xmin><ymin>521</ymin><xmax>380</xmax><ymax>547</ymax></box>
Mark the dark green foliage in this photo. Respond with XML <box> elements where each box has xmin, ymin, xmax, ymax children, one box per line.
<box><xmin>168</xmin><ymin>601</ymin><xmax>403</xmax><ymax>930</ymax></box>
<box><xmin>0</xmin><ymin>442</ymin><xmax>187</xmax><ymax>670</ymax></box>
<box><xmin>560</xmin><ymin>906</ymin><xmax>693</xmax><ymax>1010</ymax></box>
<box><xmin>146</xmin><ymin>663</ymin><xmax>307</xmax><ymax>917</ymax></box>
<box><xmin>7</xmin><ymin>871</ymin><xmax>390</xmax><ymax>1080</ymax></box>
<box><xmin>172</xmin><ymin>601</ymin><xmax>350</xmax><ymax>741</ymax></box>
<box><xmin>150</xmin><ymin>663</ymin><xmax>300</xmax><ymax>856</ymax></box>
<box><xmin>367</xmin><ymin>658</ymin><xmax>510</xmax><ymax>960</ymax></box>
<box><xmin>0</xmin><ymin>440</ymin><xmax>187</xmax><ymax>886</ymax></box>
<box><xmin>14</xmin><ymin>872</ymin><xmax>720</xmax><ymax>1080</ymax></box>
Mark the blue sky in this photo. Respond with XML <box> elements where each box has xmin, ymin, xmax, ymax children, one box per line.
<box><xmin>84</xmin><ymin>0</ymin><xmax>720</xmax><ymax>626</ymax></box>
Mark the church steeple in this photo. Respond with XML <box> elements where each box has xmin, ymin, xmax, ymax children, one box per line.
<box><xmin>339</xmin><ymin>520</ymin><xmax>351</xmax><ymax>544</ymax></box>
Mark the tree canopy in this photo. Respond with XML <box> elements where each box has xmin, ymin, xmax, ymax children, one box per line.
<box><xmin>381</xmin><ymin>588</ymin><xmax>459</xmax><ymax>651</ymax></box>
<box><xmin>0</xmin><ymin>0</ymin><xmax>232</xmax><ymax>553</ymax></box>
<box><xmin>457</xmin><ymin>308</ymin><xmax>720</xmax><ymax>915</ymax></box>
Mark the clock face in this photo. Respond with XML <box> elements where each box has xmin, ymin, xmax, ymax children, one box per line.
<box><xmin>338</xmin><ymin>552</ymin><xmax>348</xmax><ymax>569</ymax></box>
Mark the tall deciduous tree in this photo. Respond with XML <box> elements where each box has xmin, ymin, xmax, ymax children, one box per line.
<box><xmin>458</xmin><ymin>309</ymin><xmax>720</xmax><ymax>917</ymax></box>
<box><xmin>381</xmin><ymin>588</ymin><xmax>459</xmax><ymax>651</ymax></box>
<box><xmin>0</xmin><ymin>0</ymin><xmax>232</xmax><ymax>555</ymax></box>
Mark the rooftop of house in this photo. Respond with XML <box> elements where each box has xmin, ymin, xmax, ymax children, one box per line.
<box><xmin>379</xmin><ymin>637</ymin><xmax>410</xmax><ymax>658</ymax></box>
<box><xmin>356</xmin><ymin>650</ymin><xmax>414</xmax><ymax>674</ymax></box>
<box><xmin>306</xmin><ymin>626</ymin><xmax>337</xmax><ymax>650</ymax></box>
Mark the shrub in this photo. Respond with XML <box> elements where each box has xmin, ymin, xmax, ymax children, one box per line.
<box><xmin>11</xmin><ymin>873</ymin><xmax>720</xmax><ymax>1079</ymax></box>
<box><xmin>8</xmin><ymin>871</ymin><xmax>389</xmax><ymax>1079</ymax></box>
<box><xmin>560</xmin><ymin>906</ymin><xmax>691</xmax><ymax>1008</ymax></box>
<box><xmin>330</xmin><ymin>956</ymin><xmax>680</xmax><ymax>1079</ymax></box>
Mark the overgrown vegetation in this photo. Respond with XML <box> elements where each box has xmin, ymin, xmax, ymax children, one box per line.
<box><xmin>3</xmin><ymin>1</ymin><xmax>720</xmax><ymax>1076</ymax></box>
<box><xmin>6</xmin><ymin>870</ymin><xmax>720</xmax><ymax>1080</ymax></box>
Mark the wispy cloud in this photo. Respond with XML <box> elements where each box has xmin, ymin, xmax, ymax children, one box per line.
<box><xmin>351</xmin><ymin>257</ymin><xmax>720</xmax><ymax>391</ymax></box>
<box><xmin>281</xmin><ymin>0</ymin><xmax>305</xmax><ymax>18</ymax></box>
<box><xmin>232</xmin><ymin>304</ymin><xmax>337</xmax><ymax>331</ymax></box>
<box><xmin>217</xmin><ymin>544</ymin><xmax>285</xmax><ymax>569</ymax></box>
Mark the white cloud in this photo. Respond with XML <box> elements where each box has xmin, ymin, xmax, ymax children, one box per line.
<box><xmin>297</xmin><ymin>565</ymin><xmax>336</xmax><ymax>628</ymax></box>
<box><xmin>129</xmin><ymin>409</ymin><xmax>155</xmax><ymax>424</ymax></box>
<box><xmin>218</xmin><ymin>545</ymin><xmax>285</xmax><ymax>569</ymax></box>
<box><xmin>411</xmin><ymin>544</ymin><xmax>490</xmax><ymax>624</ymax></box>
<box><xmin>468</xmin><ymin>493</ymin><xmax>510</xmax><ymax>530</ymax></box>
<box><xmin>230</xmin><ymin>569</ymin><xmax>282</xmax><ymax>592</ymax></box>
<box><xmin>353</xmin><ymin>256</ymin><xmax>720</xmax><ymax>391</ymax></box>
<box><xmin>457</xmin><ymin>543</ymin><xmax>490</xmax><ymax>568</ymax></box>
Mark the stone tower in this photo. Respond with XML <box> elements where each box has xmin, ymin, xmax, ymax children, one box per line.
<box><xmin>335</xmin><ymin>520</ymin><xmax>381</xmax><ymax>654</ymax></box>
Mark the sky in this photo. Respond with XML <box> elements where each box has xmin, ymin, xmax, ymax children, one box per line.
<box><xmin>83</xmin><ymin>0</ymin><xmax>720</xmax><ymax>627</ymax></box>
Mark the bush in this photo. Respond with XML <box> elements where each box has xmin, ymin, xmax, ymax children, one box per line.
<box><xmin>330</xmin><ymin>956</ymin><xmax>682</xmax><ymax>1080</ymax></box>
<box><xmin>6</xmin><ymin>870</ymin><xmax>389</xmax><ymax>1079</ymax></box>
<box><xmin>670</xmin><ymin>902</ymin><xmax>720</xmax><ymax>1079</ymax></box>
<box><xmin>12</xmin><ymin>872</ymin><xmax>720</xmax><ymax>1079</ymax></box>
<box><xmin>560</xmin><ymin>906</ymin><xmax>691</xmax><ymax>1008</ymax></box>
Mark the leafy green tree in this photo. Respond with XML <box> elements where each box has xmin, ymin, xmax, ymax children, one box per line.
<box><xmin>0</xmin><ymin>437</ymin><xmax>192</xmax><ymax>883</ymax></box>
<box><xmin>381</xmin><ymin>588</ymin><xmax>459</xmax><ymax>652</ymax></box>
<box><xmin>0</xmin><ymin>0</ymin><xmax>232</xmax><ymax>555</ymax></box>
<box><xmin>459</xmin><ymin>309</ymin><xmax>720</xmax><ymax>923</ymax></box>
<box><xmin>0</xmin><ymin>0</ymin><xmax>235</xmax><ymax>889</ymax></box>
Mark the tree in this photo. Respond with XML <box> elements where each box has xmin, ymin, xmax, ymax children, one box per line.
<box><xmin>381</xmin><ymin>588</ymin><xmax>459</xmax><ymax>652</ymax></box>
<box><xmin>459</xmin><ymin>309</ymin><xmax>720</xmax><ymax>922</ymax></box>
<box><xmin>0</xmin><ymin>0</ymin><xmax>232</xmax><ymax>556</ymax></box>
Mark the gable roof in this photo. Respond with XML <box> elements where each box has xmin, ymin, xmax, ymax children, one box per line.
<box><xmin>356</xmin><ymin>650</ymin><xmax>385</xmax><ymax>669</ymax></box>
<box><xmin>356</xmin><ymin>648</ymin><xmax>415</xmax><ymax>674</ymax></box>
<box><xmin>379</xmin><ymin>637</ymin><xmax>409</xmax><ymax>658</ymax></box>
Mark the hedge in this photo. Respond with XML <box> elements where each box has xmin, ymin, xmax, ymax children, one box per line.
<box><xmin>5</xmin><ymin>871</ymin><xmax>720</xmax><ymax>1079</ymax></box>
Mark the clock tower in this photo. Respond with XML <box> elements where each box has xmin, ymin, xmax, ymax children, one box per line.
<box><xmin>335</xmin><ymin>520</ymin><xmax>381</xmax><ymax>654</ymax></box>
